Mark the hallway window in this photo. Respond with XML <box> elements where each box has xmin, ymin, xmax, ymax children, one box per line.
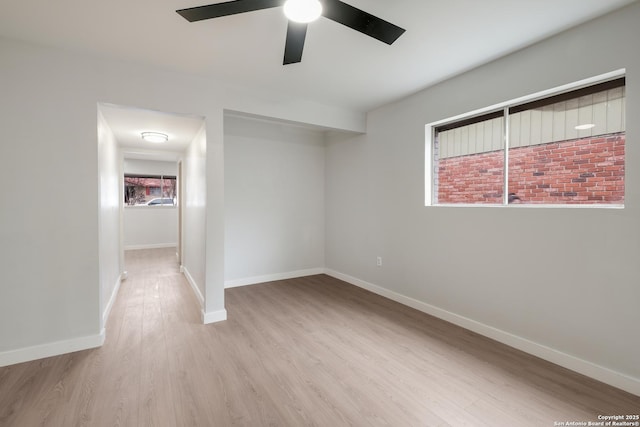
<box><xmin>124</xmin><ymin>174</ymin><xmax>177</xmax><ymax>206</ymax></box>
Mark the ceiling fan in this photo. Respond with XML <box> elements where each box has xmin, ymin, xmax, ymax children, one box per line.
<box><xmin>176</xmin><ymin>0</ymin><xmax>406</xmax><ymax>65</ymax></box>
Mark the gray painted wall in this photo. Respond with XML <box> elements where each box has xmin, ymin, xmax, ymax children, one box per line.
<box><xmin>325</xmin><ymin>3</ymin><xmax>640</xmax><ymax>392</ymax></box>
<box><xmin>224</xmin><ymin>116</ymin><xmax>326</xmax><ymax>283</ymax></box>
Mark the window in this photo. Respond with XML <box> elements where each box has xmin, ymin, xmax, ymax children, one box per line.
<box><xmin>124</xmin><ymin>174</ymin><xmax>177</xmax><ymax>206</ymax></box>
<box><xmin>434</xmin><ymin>112</ymin><xmax>505</xmax><ymax>204</ymax></box>
<box><xmin>427</xmin><ymin>73</ymin><xmax>625</xmax><ymax>206</ymax></box>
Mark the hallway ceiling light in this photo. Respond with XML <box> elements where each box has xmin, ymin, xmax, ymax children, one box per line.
<box><xmin>141</xmin><ymin>132</ymin><xmax>168</xmax><ymax>143</ymax></box>
<box><xmin>283</xmin><ymin>0</ymin><xmax>322</xmax><ymax>23</ymax></box>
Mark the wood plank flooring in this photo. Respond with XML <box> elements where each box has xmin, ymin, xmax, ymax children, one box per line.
<box><xmin>0</xmin><ymin>248</ymin><xmax>638</xmax><ymax>426</ymax></box>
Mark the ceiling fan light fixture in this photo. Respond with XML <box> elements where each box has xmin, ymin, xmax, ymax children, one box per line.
<box><xmin>141</xmin><ymin>132</ymin><xmax>168</xmax><ymax>143</ymax></box>
<box><xmin>176</xmin><ymin>0</ymin><xmax>405</xmax><ymax>65</ymax></box>
<box><xmin>283</xmin><ymin>0</ymin><xmax>322</xmax><ymax>23</ymax></box>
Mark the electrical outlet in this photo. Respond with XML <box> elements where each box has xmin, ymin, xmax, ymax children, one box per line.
<box><xmin>376</xmin><ymin>256</ymin><xmax>382</xmax><ymax>267</ymax></box>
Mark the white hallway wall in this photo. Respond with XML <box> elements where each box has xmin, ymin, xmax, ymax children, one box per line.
<box><xmin>182</xmin><ymin>124</ymin><xmax>208</xmax><ymax>310</ymax></box>
<box><xmin>325</xmin><ymin>3</ymin><xmax>640</xmax><ymax>395</ymax></box>
<box><xmin>224</xmin><ymin>116</ymin><xmax>326</xmax><ymax>286</ymax></box>
<box><xmin>97</xmin><ymin>111</ymin><xmax>122</xmax><ymax>332</ymax></box>
<box><xmin>123</xmin><ymin>208</ymin><xmax>178</xmax><ymax>250</ymax></box>
<box><xmin>0</xmin><ymin>35</ymin><xmax>363</xmax><ymax>364</ymax></box>
<box><xmin>123</xmin><ymin>159</ymin><xmax>178</xmax><ymax>250</ymax></box>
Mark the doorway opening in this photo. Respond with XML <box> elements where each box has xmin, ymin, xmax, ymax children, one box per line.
<box><xmin>97</xmin><ymin>102</ymin><xmax>205</xmax><ymax>328</ymax></box>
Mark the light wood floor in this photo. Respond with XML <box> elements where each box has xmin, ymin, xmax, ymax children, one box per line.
<box><xmin>0</xmin><ymin>248</ymin><xmax>638</xmax><ymax>426</ymax></box>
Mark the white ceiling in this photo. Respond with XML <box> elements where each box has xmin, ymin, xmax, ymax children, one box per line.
<box><xmin>99</xmin><ymin>103</ymin><xmax>204</xmax><ymax>160</ymax></box>
<box><xmin>1</xmin><ymin>0</ymin><xmax>636</xmax><ymax>112</ymax></box>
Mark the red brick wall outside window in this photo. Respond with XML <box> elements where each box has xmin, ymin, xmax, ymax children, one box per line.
<box><xmin>436</xmin><ymin>133</ymin><xmax>624</xmax><ymax>204</ymax></box>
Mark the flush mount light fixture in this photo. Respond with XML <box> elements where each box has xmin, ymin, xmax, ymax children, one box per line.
<box><xmin>141</xmin><ymin>132</ymin><xmax>168</xmax><ymax>143</ymax></box>
<box><xmin>283</xmin><ymin>0</ymin><xmax>322</xmax><ymax>23</ymax></box>
<box><xmin>575</xmin><ymin>123</ymin><xmax>596</xmax><ymax>130</ymax></box>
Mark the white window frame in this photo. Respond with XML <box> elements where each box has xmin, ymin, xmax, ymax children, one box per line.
<box><xmin>425</xmin><ymin>69</ymin><xmax>626</xmax><ymax>208</ymax></box>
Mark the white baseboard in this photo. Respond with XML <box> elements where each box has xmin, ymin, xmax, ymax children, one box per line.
<box><xmin>124</xmin><ymin>243</ymin><xmax>176</xmax><ymax>251</ymax></box>
<box><xmin>182</xmin><ymin>266</ymin><xmax>204</xmax><ymax>308</ymax></box>
<box><xmin>183</xmin><ymin>266</ymin><xmax>227</xmax><ymax>325</ymax></box>
<box><xmin>202</xmin><ymin>308</ymin><xmax>227</xmax><ymax>324</ymax></box>
<box><xmin>0</xmin><ymin>331</ymin><xmax>105</xmax><ymax>368</ymax></box>
<box><xmin>225</xmin><ymin>268</ymin><xmax>325</xmax><ymax>288</ymax></box>
<box><xmin>102</xmin><ymin>274</ymin><xmax>123</xmax><ymax>327</ymax></box>
<box><xmin>324</xmin><ymin>268</ymin><xmax>640</xmax><ymax>397</ymax></box>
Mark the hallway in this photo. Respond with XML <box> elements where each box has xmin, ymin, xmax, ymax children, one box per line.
<box><xmin>0</xmin><ymin>248</ymin><xmax>204</xmax><ymax>426</ymax></box>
